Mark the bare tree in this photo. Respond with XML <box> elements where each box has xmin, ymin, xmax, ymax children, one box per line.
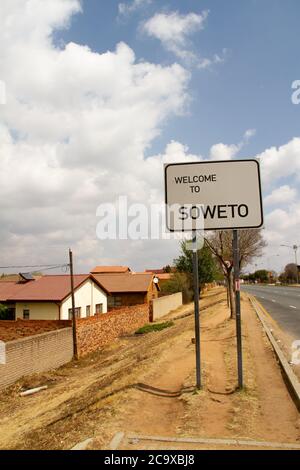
<box><xmin>205</xmin><ymin>230</ymin><xmax>266</xmax><ymax>318</ymax></box>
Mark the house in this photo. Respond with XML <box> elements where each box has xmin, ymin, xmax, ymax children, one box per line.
<box><xmin>0</xmin><ymin>282</ymin><xmax>25</xmax><ymax>320</ymax></box>
<box><xmin>145</xmin><ymin>269</ymin><xmax>173</xmax><ymax>286</ymax></box>
<box><xmin>0</xmin><ymin>274</ymin><xmax>109</xmax><ymax>320</ymax></box>
<box><xmin>91</xmin><ymin>272</ymin><xmax>160</xmax><ymax>308</ymax></box>
<box><xmin>91</xmin><ymin>266</ymin><xmax>131</xmax><ymax>274</ymax></box>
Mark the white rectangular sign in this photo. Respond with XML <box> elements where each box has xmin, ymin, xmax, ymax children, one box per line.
<box><xmin>165</xmin><ymin>159</ymin><xmax>263</xmax><ymax>232</ymax></box>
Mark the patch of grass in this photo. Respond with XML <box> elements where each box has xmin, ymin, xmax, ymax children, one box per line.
<box><xmin>135</xmin><ymin>321</ymin><xmax>175</xmax><ymax>335</ymax></box>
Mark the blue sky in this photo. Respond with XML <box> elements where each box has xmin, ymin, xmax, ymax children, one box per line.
<box><xmin>1</xmin><ymin>0</ymin><xmax>300</xmax><ymax>273</ymax></box>
<box><xmin>58</xmin><ymin>0</ymin><xmax>300</xmax><ymax>158</ymax></box>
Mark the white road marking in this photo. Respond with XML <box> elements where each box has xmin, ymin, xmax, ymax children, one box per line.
<box><xmin>289</xmin><ymin>306</ymin><xmax>297</xmax><ymax>309</ymax></box>
<box><xmin>271</xmin><ymin>300</ymin><xmax>276</xmax><ymax>303</ymax></box>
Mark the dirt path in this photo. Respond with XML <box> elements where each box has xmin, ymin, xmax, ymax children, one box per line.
<box><xmin>0</xmin><ymin>290</ymin><xmax>299</xmax><ymax>450</ymax></box>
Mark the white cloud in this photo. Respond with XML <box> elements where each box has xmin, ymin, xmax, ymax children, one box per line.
<box><xmin>209</xmin><ymin>129</ymin><xmax>256</xmax><ymax>161</ymax></box>
<box><xmin>142</xmin><ymin>11</ymin><xmax>208</xmax><ymax>56</ymax></box>
<box><xmin>0</xmin><ymin>0</ymin><xmax>191</xmax><ymax>272</ymax></box>
<box><xmin>264</xmin><ymin>185</ymin><xmax>297</xmax><ymax>207</ymax></box>
<box><xmin>1</xmin><ymin>1</ymin><xmax>299</xmax><ymax>275</ymax></box>
<box><xmin>209</xmin><ymin>143</ymin><xmax>241</xmax><ymax>161</ymax></box>
<box><xmin>257</xmin><ymin>138</ymin><xmax>300</xmax><ymax>188</ymax></box>
<box><xmin>244</xmin><ymin>128</ymin><xmax>256</xmax><ymax>140</ymax></box>
<box><xmin>118</xmin><ymin>0</ymin><xmax>151</xmax><ymax>17</ymax></box>
<box><xmin>142</xmin><ymin>10</ymin><xmax>225</xmax><ymax>68</ymax></box>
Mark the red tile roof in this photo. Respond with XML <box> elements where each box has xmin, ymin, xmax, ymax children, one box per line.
<box><xmin>6</xmin><ymin>275</ymin><xmax>107</xmax><ymax>302</ymax></box>
<box><xmin>91</xmin><ymin>266</ymin><xmax>131</xmax><ymax>274</ymax></box>
<box><xmin>0</xmin><ymin>282</ymin><xmax>25</xmax><ymax>302</ymax></box>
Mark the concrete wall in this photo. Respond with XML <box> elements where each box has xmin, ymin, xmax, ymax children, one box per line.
<box><xmin>61</xmin><ymin>278</ymin><xmax>107</xmax><ymax>319</ymax></box>
<box><xmin>76</xmin><ymin>304</ymin><xmax>149</xmax><ymax>357</ymax></box>
<box><xmin>151</xmin><ymin>292</ymin><xmax>183</xmax><ymax>321</ymax></box>
<box><xmin>16</xmin><ymin>302</ymin><xmax>59</xmax><ymax>320</ymax></box>
<box><xmin>0</xmin><ymin>328</ymin><xmax>73</xmax><ymax>390</ymax></box>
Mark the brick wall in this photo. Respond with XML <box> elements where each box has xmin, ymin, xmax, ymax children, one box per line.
<box><xmin>0</xmin><ymin>320</ymin><xmax>71</xmax><ymax>342</ymax></box>
<box><xmin>76</xmin><ymin>304</ymin><xmax>149</xmax><ymax>357</ymax></box>
<box><xmin>0</xmin><ymin>328</ymin><xmax>73</xmax><ymax>390</ymax></box>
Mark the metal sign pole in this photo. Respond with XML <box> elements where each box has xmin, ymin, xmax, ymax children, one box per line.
<box><xmin>233</xmin><ymin>230</ymin><xmax>243</xmax><ymax>389</ymax></box>
<box><xmin>192</xmin><ymin>231</ymin><xmax>201</xmax><ymax>390</ymax></box>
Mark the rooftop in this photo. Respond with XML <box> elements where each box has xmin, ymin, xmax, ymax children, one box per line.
<box><xmin>91</xmin><ymin>273</ymin><xmax>157</xmax><ymax>294</ymax></box>
<box><xmin>4</xmin><ymin>275</ymin><xmax>92</xmax><ymax>302</ymax></box>
<box><xmin>90</xmin><ymin>266</ymin><xmax>131</xmax><ymax>274</ymax></box>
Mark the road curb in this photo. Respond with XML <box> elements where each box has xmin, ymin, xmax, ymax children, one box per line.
<box><xmin>248</xmin><ymin>295</ymin><xmax>300</xmax><ymax>408</ymax></box>
<box><xmin>127</xmin><ymin>433</ymin><xmax>300</xmax><ymax>450</ymax></box>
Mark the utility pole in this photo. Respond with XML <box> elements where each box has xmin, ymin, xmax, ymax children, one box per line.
<box><xmin>69</xmin><ymin>249</ymin><xmax>78</xmax><ymax>360</ymax></box>
<box><xmin>281</xmin><ymin>244</ymin><xmax>300</xmax><ymax>284</ymax></box>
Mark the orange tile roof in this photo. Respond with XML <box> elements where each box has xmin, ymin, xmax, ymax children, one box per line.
<box><xmin>6</xmin><ymin>275</ymin><xmax>96</xmax><ymax>302</ymax></box>
<box><xmin>91</xmin><ymin>266</ymin><xmax>131</xmax><ymax>274</ymax></box>
<box><xmin>91</xmin><ymin>273</ymin><xmax>156</xmax><ymax>294</ymax></box>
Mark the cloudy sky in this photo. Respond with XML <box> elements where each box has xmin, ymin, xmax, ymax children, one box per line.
<box><xmin>0</xmin><ymin>0</ymin><xmax>299</xmax><ymax>274</ymax></box>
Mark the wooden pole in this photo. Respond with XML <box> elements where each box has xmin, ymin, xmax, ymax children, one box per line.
<box><xmin>69</xmin><ymin>249</ymin><xmax>78</xmax><ymax>360</ymax></box>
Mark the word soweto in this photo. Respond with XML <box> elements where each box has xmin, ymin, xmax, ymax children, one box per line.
<box><xmin>179</xmin><ymin>204</ymin><xmax>249</xmax><ymax>220</ymax></box>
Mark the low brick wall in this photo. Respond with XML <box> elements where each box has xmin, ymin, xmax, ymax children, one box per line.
<box><xmin>76</xmin><ymin>304</ymin><xmax>149</xmax><ymax>357</ymax></box>
<box><xmin>0</xmin><ymin>328</ymin><xmax>73</xmax><ymax>390</ymax></box>
<box><xmin>150</xmin><ymin>292</ymin><xmax>183</xmax><ymax>321</ymax></box>
<box><xmin>0</xmin><ymin>320</ymin><xmax>71</xmax><ymax>342</ymax></box>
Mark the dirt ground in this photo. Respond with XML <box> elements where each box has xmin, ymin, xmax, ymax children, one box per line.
<box><xmin>0</xmin><ymin>288</ymin><xmax>299</xmax><ymax>450</ymax></box>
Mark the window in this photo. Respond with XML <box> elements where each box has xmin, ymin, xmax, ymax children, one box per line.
<box><xmin>108</xmin><ymin>297</ymin><xmax>122</xmax><ymax>308</ymax></box>
<box><xmin>95</xmin><ymin>304</ymin><xmax>103</xmax><ymax>314</ymax></box>
<box><xmin>68</xmin><ymin>307</ymin><xmax>81</xmax><ymax>320</ymax></box>
<box><xmin>86</xmin><ymin>305</ymin><xmax>91</xmax><ymax>317</ymax></box>
<box><xmin>23</xmin><ymin>309</ymin><xmax>30</xmax><ymax>320</ymax></box>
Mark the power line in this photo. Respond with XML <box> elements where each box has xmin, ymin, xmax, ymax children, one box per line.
<box><xmin>0</xmin><ymin>263</ymin><xmax>69</xmax><ymax>269</ymax></box>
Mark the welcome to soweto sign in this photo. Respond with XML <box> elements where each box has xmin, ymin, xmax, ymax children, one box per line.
<box><xmin>165</xmin><ymin>159</ymin><xmax>263</xmax><ymax>231</ymax></box>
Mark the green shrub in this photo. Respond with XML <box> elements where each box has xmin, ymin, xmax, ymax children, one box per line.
<box><xmin>135</xmin><ymin>321</ymin><xmax>175</xmax><ymax>335</ymax></box>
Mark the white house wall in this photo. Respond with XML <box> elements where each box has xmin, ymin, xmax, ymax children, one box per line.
<box><xmin>16</xmin><ymin>302</ymin><xmax>59</xmax><ymax>320</ymax></box>
<box><xmin>61</xmin><ymin>278</ymin><xmax>107</xmax><ymax>320</ymax></box>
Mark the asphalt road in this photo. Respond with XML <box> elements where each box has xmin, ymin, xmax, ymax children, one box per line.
<box><xmin>241</xmin><ymin>284</ymin><xmax>300</xmax><ymax>341</ymax></box>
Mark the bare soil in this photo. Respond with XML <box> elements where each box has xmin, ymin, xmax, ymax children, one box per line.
<box><xmin>0</xmin><ymin>288</ymin><xmax>299</xmax><ymax>450</ymax></box>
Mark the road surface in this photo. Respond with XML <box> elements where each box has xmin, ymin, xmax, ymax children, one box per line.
<box><xmin>241</xmin><ymin>285</ymin><xmax>300</xmax><ymax>341</ymax></box>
